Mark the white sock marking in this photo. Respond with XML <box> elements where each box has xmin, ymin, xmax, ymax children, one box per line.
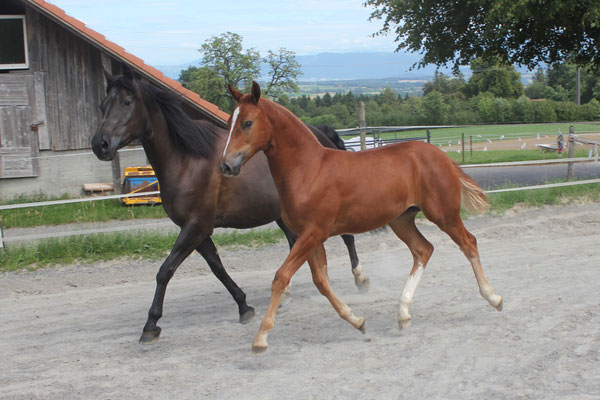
<box><xmin>223</xmin><ymin>106</ymin><xmax>240</xmax><ymax>158</ymax></box>
<box><xmin>399</xmin><ymin>264</ymin><xmax>424</xmax><ymax>321</ymax></box>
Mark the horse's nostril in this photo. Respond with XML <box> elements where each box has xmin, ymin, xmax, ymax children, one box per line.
<box><xmin>101</xmin><ymin>139</ymin><xmax>109</xmax><ymax>151</ymax></box>
<box><xmin>220</xmin><ymin>163</ymin><xmax>231</xmax><ymax>175</ymax></box>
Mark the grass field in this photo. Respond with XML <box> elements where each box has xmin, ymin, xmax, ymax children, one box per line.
<box><xmin>380</xmin><ymin>122</ymin><xmax>600</xmax><ymax>143</ymax></box>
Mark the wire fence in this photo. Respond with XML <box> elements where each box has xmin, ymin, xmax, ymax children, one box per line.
<box><xmin>2</xmin><ymin>157</ymin><xmax>600</xmax><ymax>248</ymax></box>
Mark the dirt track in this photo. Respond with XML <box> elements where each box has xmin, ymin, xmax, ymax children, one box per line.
<box><xmin>1</xmin><ymin>203</ymin><xmax>600</xmax><ymax>399</ymax></box>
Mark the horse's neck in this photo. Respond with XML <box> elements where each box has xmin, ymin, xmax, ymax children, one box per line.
<box><xmin>265</xmin><ymin>106</ymin><xmax>325</xmax><ymax>188</ymax></box>
<box><xmin>140</xmin><ymin>109</ymin><xmax>185</xmax><ymax>182</ymax></box>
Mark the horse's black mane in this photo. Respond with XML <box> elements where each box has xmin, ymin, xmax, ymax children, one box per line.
<box><xmin>108</xmin><ymin>76</ymin><xmax>218</xmax><ymax>158</ymax></box>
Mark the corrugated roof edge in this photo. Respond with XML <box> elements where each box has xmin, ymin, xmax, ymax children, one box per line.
<box><xmin>25</xmin><ymin>0</ymin><xmax>230</xmax><ymax>125</ymax></box>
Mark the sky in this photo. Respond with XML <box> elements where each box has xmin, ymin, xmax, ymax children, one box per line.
<box><xmin>50</xmin><ymin>0</ymin><xmax>399</xmax><ymax>67</ymax></box>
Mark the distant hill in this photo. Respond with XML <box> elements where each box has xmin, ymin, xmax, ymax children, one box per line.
<box><xmin>155</xmin><ymin>51</ymin><xmax>532</xmax><ymax>91</ymax></box>
<box><xmin>156</xmin><ymin>51</ymin><xmax>466</xmax><ymax>82</ymax></box>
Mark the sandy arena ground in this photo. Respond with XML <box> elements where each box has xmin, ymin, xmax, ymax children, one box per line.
<box><xmin>1</xmin><ymin>203</ymin><xmax>599</xmax><ymax>399</ymax></box>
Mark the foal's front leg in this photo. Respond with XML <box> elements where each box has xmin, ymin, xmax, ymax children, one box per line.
<box><xmin>307</xmin><ymin>243</ymin><xmax>366</xmax><ymax>332</ymax></box>
<box><xmin>139</xmin><ymin>224</ymin><xmax>206</xmax><ymax>344</ymax></box>
<box><xmin>252</xmin><ymin>233</ymin><xmax>319</xmax><ymax>353</ymax></box>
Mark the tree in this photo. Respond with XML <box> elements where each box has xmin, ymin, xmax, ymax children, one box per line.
<box><xmin>366</xmin><ymin>0</ymin><xmax>600</xmax><ymax>71</ymax></box>
<box><xmin>423</xmin><ymin>71</ymin><xmax>466</xmax><ymax>97</ymax></box>
<box><xmin>179</xmin><ymin>32</ymin><xmax>260</xmax><ymax>112</ymax></box>
<box><xmin>465</xmin><ymin>58</ymin><xmax>524</xmax><ymax>98</ymax></box>
<box><xmin>179</xmin><ymin>66</ymin><xmax>228</xmax><ymax>111</ymax></box>
<box><xmin>263</xmin><ymin>48</ymin><xmax>302</xmax><ymax>101</ymax></box>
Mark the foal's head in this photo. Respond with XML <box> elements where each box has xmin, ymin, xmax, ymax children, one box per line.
<box><xmin>219</xmin><ymin>81</ymin><xmax>272</xmax><ymax>176</ymax></box>
<box><xmin>92</xmin><ymin>69</ymin><xmax>150</xmax><ymax>161</ymax></box>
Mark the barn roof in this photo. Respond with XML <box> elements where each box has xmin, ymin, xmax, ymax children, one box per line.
<box><xmin>22</xmin><ymin>0</ymin><xmax>230</xmax><ymax>126</ymax></box>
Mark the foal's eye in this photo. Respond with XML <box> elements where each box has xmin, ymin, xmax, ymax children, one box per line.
<box><xmin>243</xmin><ymin>120</ymin><xmax>253</xmax><ymax>129</ymax></box>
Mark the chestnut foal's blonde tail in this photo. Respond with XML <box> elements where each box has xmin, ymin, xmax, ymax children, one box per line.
<box><xmin>455</xmin><ymin>164</ymin><xmax>489</xmax><ymax>213</ymax></box>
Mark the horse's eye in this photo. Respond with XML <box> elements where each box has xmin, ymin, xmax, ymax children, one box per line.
<box><xmin>243</xmin><ymin>120</ymin><xmax>252</xmax><ymax>129</ymax></box>
<box><xmin>124</xmin><ymin>100</ymin><xmax>132</xmax><ymax>106</ymax></box>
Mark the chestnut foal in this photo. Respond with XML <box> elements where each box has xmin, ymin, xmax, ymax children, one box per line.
<box><xmin>220</xmin><ymin>82</ymin><xmax>503</xmax><ymax>353</ymax></box>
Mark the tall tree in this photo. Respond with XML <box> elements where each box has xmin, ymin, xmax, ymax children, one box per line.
<box><xmin>366</xmin><ymin>0</ymin><xmax>600</xmax><ymax>71</ymax></box>
<box><xmin>263</xmin><ymin>48</ymin><xmax>302</xmax><ymax>100</ymax></box>
<box><xmin>179</xmin><ymin>32</ymin><xmax>260</xmax><ymax>112</ymax></box>
<box><xmin>199</xmin><ymin>32</ymin><xmax>260</xmax><ymax>90</ymax></box>
<box><xmin>465</xmin><ymin>58</ymin><xmax>524</xmax><ymax>98</ymax></box>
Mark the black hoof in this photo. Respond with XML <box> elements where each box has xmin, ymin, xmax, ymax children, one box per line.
<box><xmin>139</xmin><ymin>327</ymin><xmax>161</xmax><ymax>344</ymax></box>
<box><xmin>239</xmin><ymin>307</ymin><xmax>256</xmax><ymax>324</ymax></box>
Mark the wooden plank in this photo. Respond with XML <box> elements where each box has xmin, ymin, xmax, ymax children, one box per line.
<box><xmin>0</xmin><ymin>147</ymin><xmax>35</xmax><ymax>178</ymax></box>
<box><xmin>0</xmin><ymin>78</ymin><xmax>28</xmax><ymax>106</ymax></box>
<box><xmin>33</xmin><ymin>72</ymin><xmax>50</xmax><ymax>149</ymax></box>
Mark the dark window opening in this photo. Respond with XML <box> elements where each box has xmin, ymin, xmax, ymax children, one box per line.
<box><xmin>0</xmin><ymin>15</ymin><xmax>29</xmax><ymax>69</ymax></box>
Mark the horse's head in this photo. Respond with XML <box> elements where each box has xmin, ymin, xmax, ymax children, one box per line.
<box><xmin>219</xmin><ymin>81</ymin><xmax>272</xmax><ymax>176</ymax></box>
<box><xmin>91</xmin><ymin>68</ymin><xmax>150</xmax><ymax>161</ymax></box>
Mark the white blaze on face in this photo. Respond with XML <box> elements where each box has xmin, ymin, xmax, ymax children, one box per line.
<box><xmin>223</xmin><ymin>106</ymin><xmax>240</xmax><ymax>158</ymax></box>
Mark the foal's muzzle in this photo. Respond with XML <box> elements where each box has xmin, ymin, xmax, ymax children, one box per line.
<box><xmin>219</xmin><ymin>153</ymin><xmax>245</xmax><ymax>177</ymax></box>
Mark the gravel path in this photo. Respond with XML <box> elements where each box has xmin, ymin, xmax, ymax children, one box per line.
<box><xmin>1</xmin><ymin>203</ymin><xmax>599</xmax><ymax>399</ymax></box>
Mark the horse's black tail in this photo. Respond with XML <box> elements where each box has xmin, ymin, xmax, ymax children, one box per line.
<box><xmin>310</xmin><ymin>124</ymin><xmax>347</xmax><ymax>150</ymax></box>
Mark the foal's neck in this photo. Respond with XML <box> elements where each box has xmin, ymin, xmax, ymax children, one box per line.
<box><xmin>264</xmin><ymin>101</ymin><xmax>325</xmax><ymax>187</ymax></box>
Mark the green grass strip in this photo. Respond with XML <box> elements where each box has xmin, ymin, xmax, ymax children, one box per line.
<box><xmin>0</xmin><ymin>228</ymin><xmax>285</xmax><ymax>272</ymax></box>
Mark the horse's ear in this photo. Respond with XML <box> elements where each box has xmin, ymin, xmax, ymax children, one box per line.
<box><xmin>122</xmin><ymin>64</ymin><xmax>135</xmax><ymax>80</ymax></box>
<box><xmin>102</xmin><ymin>67</ymin><xmax>115</xmax><ymax>86</ymax></box>
<box><xmin>250</xmin><ymin>81</ymin><xmax>261</xmax><ymax>104</ymax></box>
<box><xmin>228</xmin><ymin>84</ymin><xmax>244</xmax><ymax>102</ymax></box>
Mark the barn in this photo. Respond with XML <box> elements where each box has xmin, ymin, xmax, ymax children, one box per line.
<box><xmin>0</xmin><ymin>0</ymin><xmax>228</xmax><ymax>200</ymax></box>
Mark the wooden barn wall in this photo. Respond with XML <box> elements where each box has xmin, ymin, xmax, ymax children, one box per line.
<box><xmin>26</xmin><ymin>6</ymin><xmax>105</xmax><ymax>151</ymax></box>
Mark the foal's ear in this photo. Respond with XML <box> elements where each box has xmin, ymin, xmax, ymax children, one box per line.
<box><xmin>228</xmin><ymin>84</ymin><xmax>244</xmax><ymax>102</ymax></box>
<box><xmin>250</xmin><ymin>81</ymin><xmax>261</xmax><ymax>104</ymax></box>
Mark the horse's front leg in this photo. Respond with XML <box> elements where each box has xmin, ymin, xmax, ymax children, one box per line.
<box><xmin>196</xmin><ymin>237</ymin><xmax>255</xmax><ymax>323</ymax></box>
<box><xmin>139</xmin><ymin>224</ymin><xmax>206</xmax><ymax>344</ymax></box>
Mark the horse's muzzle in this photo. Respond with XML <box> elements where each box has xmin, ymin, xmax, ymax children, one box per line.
<box><xmin>91</xmin><ymin>134</ymin><xmax>117</xmax><ymax>161</ymax></box>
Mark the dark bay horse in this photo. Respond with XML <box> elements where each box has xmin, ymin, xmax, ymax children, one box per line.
<box><xmin>91</xmin><ymin>71</ymin><xmax>368</xmax><ymax>344</ymax></box>
<box><xmin>220</xmin><ymin>82</ymin><xmax>503</xmax><ymax>353</ymax></box>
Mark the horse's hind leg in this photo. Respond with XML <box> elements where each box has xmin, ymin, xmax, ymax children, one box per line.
<box><xmin>341</xmin><ymin>234</ymin><xmax>370</xmax><ymax>292</ymax></box>
<box><xmin>388</xmin><ymin>210</ymin><xmax>434</xmax><ymax>329</ymax></box>
<box><xmin>196</xmin><ymin>237</ymin><xmax>255</xmax><ymax>323</ymax></box>
<box><xmin>307</xmin><ymin>243</ymin><xmax>366</xmax><ymax>332</ymax></box>
<box><xmin>435</xmin><ymin>214</ymin><xmax>503</xmax><ymax>311</ymax></box>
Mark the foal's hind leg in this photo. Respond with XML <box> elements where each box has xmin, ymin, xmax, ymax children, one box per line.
<box><xmin>388</xmin><ymin>210</ymin><xmax>434</xmax><ymax>329</ymax></box>
<box><xmin>435</xmin><ymin>215</ymin><xmax>503</xmax><ymax>311</ymax></box>
<box><xmin>341</xmin><ymin>234</ymin><xmax>370</xmax><ymax>292</ymax></box>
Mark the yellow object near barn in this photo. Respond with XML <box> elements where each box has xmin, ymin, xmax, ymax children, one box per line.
<box><xmin>121</xmin><ymin>166</ymin><xmax>162</xmax><ymax>205</ymax></box>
